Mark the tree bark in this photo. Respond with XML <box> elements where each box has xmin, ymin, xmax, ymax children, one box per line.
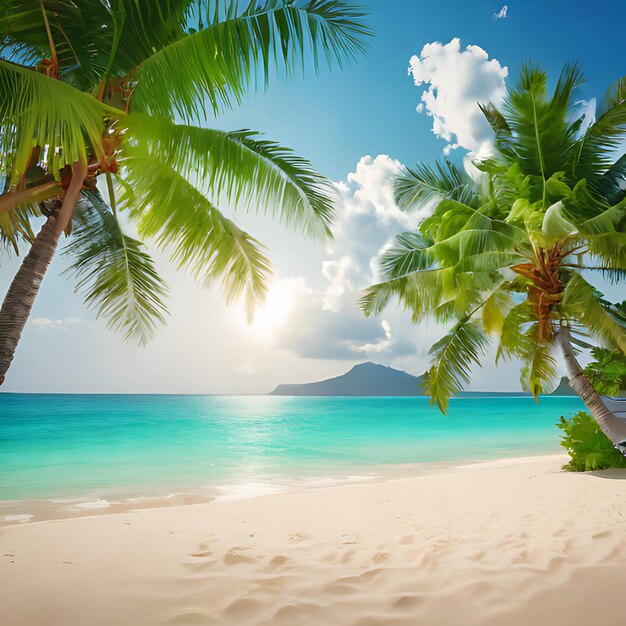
<box><xmin>558</xmin><ymin>330</ymin><xmax>626</xmax><ymax>453</ymax></box>
<box><xmin>0</xmin><ymin>160</ymin><xmax>87</xmax><ymax>384</ymax></box>
<box><xmin>56</xmin><ymin>161</ymin><xmax>87</xmax><ymax>234</ymax></box>
<box><xmin>0</xmin><ymin>216</ymin><xmax>61</xmax><ymax>384</ymax></box>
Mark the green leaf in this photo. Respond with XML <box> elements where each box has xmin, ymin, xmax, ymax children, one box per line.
<box><xmin>562</xmin><ymin>274</ymin><xmax>626</xmax><ymax>353</ymax></box>
<box><xmin>595</xmin><ymin>153</ymin><xmax>626</xmax><ymax>204</ymax></box>
<box><xmin>63</xmin><ymin>191</ymin><xmax>168</xmax><ymax>345</ymax></box>
<box><xmin>394</xmin><ymin>160</ymin><xmax>477</xmax><ymax>211</ymax></box>
<box><xmin>519</xmin><ymin>325</ymin><xmax>559</xmax><ymax>399</ymax></box>
<box><xmin>482</xmin><ymin>289</ymin><xmax>513</xmax><ymax>335</ymax></box>
<box><xmin>574</xmin><ymin>76</ymin><xmax>626</xmax><ymax>181</ymax></box>
<box><xmin>425</xmin><ymin>319</ymin><xmax>490</xmax><ymax>414</ymax></box>
<box><xmin>496</xmin><ymin>302</ymin><xmax>534</xmax><ymax>362</ymax></box>
<box><xmin>0</xmin><ymin>59</ymin><xmax>117</xmax><ymax>182</ymax></box>
<box><xmin>0</xmin><ymin>0</ymin><xmax>115</xmax><ymax>89</ymax></box>
<box><xmin>119</xmin><ymin>154</ymin><xmax>272</xmax><ymax>316</ymax></box>
<box><xmin>377</xmin><ymin>231</ymin><xmax>436</xmax><ymax>278</ymax></box>
<box><xmin>541</xmin><ymin>200</ymin><xmax>578</xmax><ymax>239</ymax></box>
<box><xmin>583</xmin><ymin>346</ymin><xmax>626</xmax><ymax>395</ymax></box>
<box><xmin>502</xmin><ymin>62</ymin><xmax>583</xmax><ymax>183</ymax></box>
<box><xmin>558</xmin><ymin>411</ymin><xmax>626</xmax><ymax>471</ymax></box>
<box><xmin>132</xmin><ymin>0</ymin><xmax>370</xmax><ymax>120</ymax></box>
<box><xmin>124</xmin><ymin>113</ymin><xmax>335</xmax><ymax>238</ymax></box>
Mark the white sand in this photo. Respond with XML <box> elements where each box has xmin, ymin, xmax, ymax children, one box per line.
<box><xmin>1</xmin><ymin>455</ymin><xmax>625</xmax><ymax>626</ymax></box>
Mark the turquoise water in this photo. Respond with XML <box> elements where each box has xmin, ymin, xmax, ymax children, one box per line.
<box><xmin>0</xmin><ymin>394</ymin><xmax>584</xmax><ymax>501</ymax></box>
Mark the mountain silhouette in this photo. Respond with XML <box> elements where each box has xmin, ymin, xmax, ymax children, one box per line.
<box><xmin>268</xmin><ymin>363</ymin><xmax>576</xmax><ymax>397</ymax></box>
<box><xmin>269</xmin><ymin>362</ymin><xmax>426</xmax><ymax>396</ymax></box>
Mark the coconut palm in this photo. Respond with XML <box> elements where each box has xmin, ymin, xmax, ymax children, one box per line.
<box><xmin>0</xmin><ymin>0</ymin><xmax>370</xmax><ymax>383</ymax></box>
<box><xmin>361</xmin><ymin>63</ymin><xmax>626</xmax><ymax>453</ymax></box>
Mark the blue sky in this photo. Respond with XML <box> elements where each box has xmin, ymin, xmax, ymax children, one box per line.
<box><xmin>2</xmin><ymin>0</ymin><xmax>625</xmax><ymax>393</ymax></box>
<box><xmin>212</xmin><ymin>0</ymin><xmax>626</xmax><ymax>178</ymax></box>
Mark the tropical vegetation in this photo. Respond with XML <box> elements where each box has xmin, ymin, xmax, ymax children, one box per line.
<box><xmin>558</xmin><ymin>411</ymin><xmax>626</xmax><ymax>471</ymax></box>
<box><xmin>0</xmin><ymin>0</ymin><xmax>369</xmax><ymax>383</ymax></box>
<box><xmin>361</xmin><ymin>63</ymin><xmax>626</xmax><ymax>453</ymax></box>
<box><xmin>583</xmin><ymin>343</ymin><xmax>626</xmax><ymax>396</ymax></box>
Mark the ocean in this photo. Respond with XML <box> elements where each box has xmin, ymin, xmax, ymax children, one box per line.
<box><xmin>0</xmin><ymin>394</ymin><xmax>585</xmax><ymax>513</ymax></box>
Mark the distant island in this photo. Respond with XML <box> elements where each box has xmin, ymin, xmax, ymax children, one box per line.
<box><xmin>268</xmin><ymin>362</ymin><xmax>576</xmax><ymax>397</ymax></box>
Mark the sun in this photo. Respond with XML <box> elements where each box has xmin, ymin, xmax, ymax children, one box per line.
<box><xmin>238</xmin><ymin>278</ymin><xmax>308</xmax><ymax>338</ymax></box>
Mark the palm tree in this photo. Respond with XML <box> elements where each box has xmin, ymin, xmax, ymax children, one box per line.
<box><xmin>361</xmin><ymin>63</ymin><xmax>626</xmax><ymax>453</ymax></box>
<box><xmin>0</xmin><ymin>0</ymin><xmax>370</xmax><ymax>383</ymax></box>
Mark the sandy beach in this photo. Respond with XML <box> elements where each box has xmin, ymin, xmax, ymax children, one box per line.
<box><xmin>1</xmin><ymin>455</ymin><xmax>625</xmax><ymax>626</ymax></box>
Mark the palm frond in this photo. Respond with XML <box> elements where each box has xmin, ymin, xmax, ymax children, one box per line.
<box><xmin>377</xmin><ymin>231</ymin><xmax>436</xmax><ymax>278</ymax></box>
<box><xmin>119</xmin><ymin>154</ymin><xmax>271</xmax><ymax>317</ymax></box>
<box><xmin>562</xmin><ymin>273</ymin><xmax>626</xmax><ymax>353</ymax></box>
<box><xmin>479</xmin><ymin>102</ymin><xmax>511</xmax><ymax>134</ymax></box>
<box><xmin>578</xmin><ymin>200</ymin><xmax>626</xmax><ymax>270</ymax></box>
<box><xmin>574</xmin><ymin>76</ymin><xmax>626</xmax><ymax>181</ymax></box>
<box><xmin>0</xmin><ymin>0</ymin><xmax>114</xmax><ymax>88</ymax></box>
<box><xmin>63</xmin><ymin>190</ymin><xmax>169</xmax><ymax>345</ymax></box>
<box><xmin>578</xmin><ymin>201</ymin><xmax>625</xmax><ymax>235</ymax></box>
<box><xmin>360</xmin><ymin>266</ymin><xmax>456</xmax><ymax>321</ymax></box>
<box><xmin>103</xmin><ymin>0</ymin><xmax>191</xmax><ymax>76</ymax></box>
<box><xmin>478</xmin><ymin>102</ymin><xmax>515</xmax><ymax>159</ymax></box>
<box><xmin>503</xmin><ymin>62</ymin><xmax>583</xmax><ymax>184</ymax></box>
<box><xmin>481</xmin><ymin>288</ymin><xmax>514</xmax><ymax>335</ymax></box>
<box><xmin>0</xmin><ymin>176</ymin><xmax>59</xmax><ymax>251</ymax></box>
<box><xmin>496</xmin><ymin>301</ymin><xmax>534</xmax><ymax>362</ymax></box>
<box><xmin>519</xmin><ymin>325</ymin><xmax>559</xmax><ymax>399</ymax></box>
<box><xmin>586</xmin><ymin>232</ymin><xmax>626</xmax><ymax>270</ymax></box>
<box><xmin>430</xmin><ymin>222</ymin><xmax>525</xmax><ymax>267</ymax></box>
<box><xmin>0</xmin><ymin>59</ymin><xmax>115</xmax><ymax>183</ymax></box>
<box><xmin>425</xmin><ymin>318</ymin><xmax>490</xmax><ymax>414</ymax></box>
<box><xmin>0</xmin><ymin>1</ymin><xmax>193</xmax><ymax>88</ymax></box>
<box><xmin>360</xmin><ymin>262</ymin><xmax>498</xmax><ymax>324</ymax></box>
<box><xmin>597</xmin><ymin>75</ymin><xmax>626</xmax><ymax>118</ymax></box>
<box><xmin>0</xmin><ymin>202</ymin><xmax>36</xmax><ymax>253</ymax></box>
<box><xmin>364</xmin><ymin>219</ymin><xmax>521</xmax><ymax>322</ymax></box>
<box><xmin>124</xmin><ymin>114</ymin><xmax>335</xmax><ymax>237</ymax></box>
<box><xmin>394</xmin><ymin>160</ymin><xmax>477</xmax><ymax>211</ymax></box>
<box><xmin>132</xmin><ymin>0</ymin><xmax>370</xmax><ymax>120</ymax></box>
<box><xmin>594</xmin><ymin>153</ymin><xmax>626</xmax><ymax>204</ymax></box>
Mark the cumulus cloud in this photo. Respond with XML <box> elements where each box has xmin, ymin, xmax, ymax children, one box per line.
<box><xmin>408</xmin><ymin>38</ymin><xmax>508</xmax><ymax>158</ymax></box>
<box><xmin>493</xmin><ymin>5</ymin><xmax>508</xmax><ymax>19</ymax></box>
<box><xmin>329</xmin><ymin>155</ymin><xmax>415</xmax><ymax>279</ymax></box>
<box><xmin>272</xmin><ymin>155</ymin><xmax>422</xmax><ymax>362</ymax></box>
<box><xmin>31</xmin><ymin>317</ymin><xmax>83</xmax><ymax>330</ymax></box>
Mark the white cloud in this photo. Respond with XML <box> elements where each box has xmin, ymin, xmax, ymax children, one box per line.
<box><xmin>31</xmin><ymin>317</ymin><xmax>83</xmax><ymax>330</ymax></box>
<box><xmin>321</xmin><ymin>255</ymin><xmax>357</xmax><ymax>312</ymax></box>
<box><xmin>408</xmin><ymin>38</ymin><xmax>508</xmax><ymax>158</ymax></box>
<box><xmin>353</xmin><ymin>319</ymin><xmax>399</xmax><ymax>355</ymax></box>
<box><xmin>494</xmin><ymin>5</ymin><xmax>508</xmax><ymax>19</ymax></box>
<box><xmin>331</xmin><ymin>155</ymin><xmax>415</xmax><ymax>276</ymax></box>
<box><xmin>269</xmin><ymin>155</ymin><xmax>425</xmax><ymax>362</ymax></box>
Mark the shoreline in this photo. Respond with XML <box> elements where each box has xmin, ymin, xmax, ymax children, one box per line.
<box><xmin>1</xmin><ymin>452</ymin><xmax>564</xmax><ymax>526</ymax></box>
<box><xmin>2</xmin><ymin>454</ymin><xmax>624</xmax><ymax>625</ymax></box>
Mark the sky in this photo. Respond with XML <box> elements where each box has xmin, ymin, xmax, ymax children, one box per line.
<box><xmin>2</xmin><ymin>0</ymin><xmax>626</xmax><ymax>394</ymax></box>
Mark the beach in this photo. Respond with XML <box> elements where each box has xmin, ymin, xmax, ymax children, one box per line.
<box><xmin>2</xmin><ymin>455</ymin><xmax>625</xmax><ymax>626</ymax></box>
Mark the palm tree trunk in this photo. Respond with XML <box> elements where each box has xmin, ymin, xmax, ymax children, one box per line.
<box><xmin>0</xmin><ymin>161</ymin><xmax>87</xmax><ymax>384</ymax></box>
<box><xmin>0</xmin><ymin>216</ymin><xmax>60</xmax><ymax>384</ymax></box>
<box><xmin>558</xmin><ymin>330</ymin><xmax>626</xmax><ymax>453</ymax></box>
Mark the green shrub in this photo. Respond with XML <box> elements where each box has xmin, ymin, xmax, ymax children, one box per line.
<box><xmin>583</xmin><ymin>347</ymin><xmax>626</xmax><ymax>396</ymax></box>
<box><xmin>557</xmin><ymin>411</ymin><xmax>626</xmax><ymax>471</ymax></box>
